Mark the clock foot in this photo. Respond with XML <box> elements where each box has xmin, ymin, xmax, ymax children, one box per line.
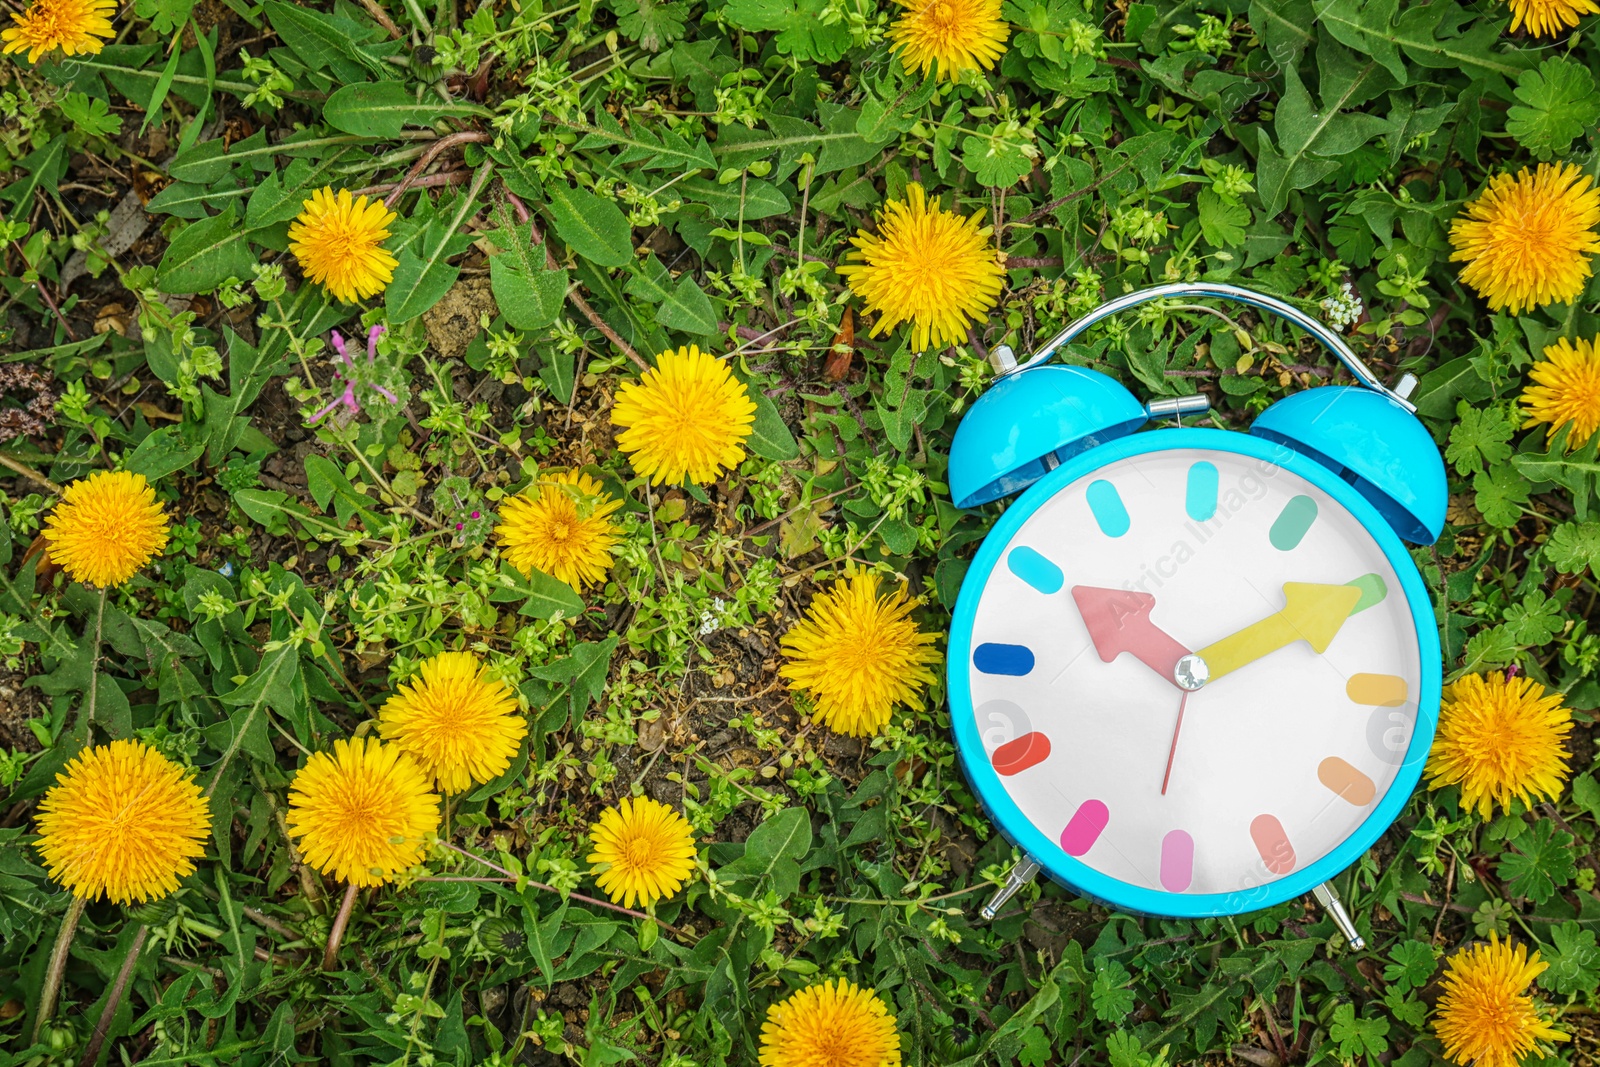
<box><xmin>1311</xmin><ymin>881</ymin><xmax>1366</xmax><ymax>950</ymax></box>
<box><xmin>980</xmin><ymin>856</ymin><xmax>1041</xmax><ymax>921</ymax></box>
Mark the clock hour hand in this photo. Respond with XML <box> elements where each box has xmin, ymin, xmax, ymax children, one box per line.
<box><xmin>1193</xmin><ymin>582</ymin><xmax>1363</xmax><ymax>683</ymax></box>
<box><xmin>1071</xmin><ymin>586</ymin><xmax>1191</xmax><ymax>688</ymax></box>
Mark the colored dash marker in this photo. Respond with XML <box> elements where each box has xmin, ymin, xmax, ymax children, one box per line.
<box><xmin>1160</xmin><ymin>830</ymin><xmax>1194</xmax><ymax>892</ymax></box>
<box><xmin>1269</xmin><ymin>495</ymin><xmax>1318</xmax><ymax>551</ymax></box>
<box><xmin>1318</xmin><ymin>756</ymin><xmax>1377</xmax><ymax>805</ymax></box>
<box><xmin>1086</xmin><ymin>480</ymin><xmax>1130</xmax><ymax>537</ymax></box>
<box><xmin>1250</xmin><ymin>814</ymin><xmax>1296</xmax><ymax>875</ymax></box>
<box><xmin>974</xmin><ymin>643</ymin><xmax>1035</xmax><ymax>676</ymax></box>
<box><xmin>1347</xmin><ymin>673</ymin><xmax>1408</xmax><ymax>706</ymax></box>
<box><xmin>1186</xmin><ymin>462</ymin><xmax>1219</xmax><ymax>521</ymax></box>
<box><xmin>1007</xmin><ymin>546</ymin><xmax>1064</xmax><ymax>594</ymax></box>
<box><xmin>1346</xmin><ymin>573</ymin><xmax>1388</xmax><ymax>614</ymax></box>
<box><xmin>1060</xmin><ymin>800</ymin><xmax>1109</xmax><ymax>857</ymax></box>
<box><xmin>992</xmin><ymin>731</ymin><xmax>1051</xmax><ymax>776</ymax></box>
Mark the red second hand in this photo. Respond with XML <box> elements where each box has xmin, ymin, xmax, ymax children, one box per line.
<box><xmin>1161</xmin><ymin>691</ymin><xmax>1189</xmax><ymax>796</ymax></box>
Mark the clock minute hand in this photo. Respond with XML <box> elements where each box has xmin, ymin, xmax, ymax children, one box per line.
<box><xmin>1194</xmin><ymin>582</ymin><xmax>1363</xmax><ymax>683</ymax></box>
<box><xmin>1071</xmin><ymin>586</ymin><xmax>1191</xmax><ymax>687</ymax></box>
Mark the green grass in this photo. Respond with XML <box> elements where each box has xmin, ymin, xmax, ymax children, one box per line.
<box><xmin>1</xmin><ymin>0</ymin><xmax>1599</xmax><ymax>1064</ymax></box>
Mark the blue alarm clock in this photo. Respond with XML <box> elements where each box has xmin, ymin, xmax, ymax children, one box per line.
<box><xmin>947</xmin><ymin>283</ymin><xmax>1447</xmax><ymax>945</ymax></box>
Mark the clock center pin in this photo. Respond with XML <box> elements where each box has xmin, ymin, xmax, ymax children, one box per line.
<box><xmin>1174</xmin><ymin>654</ymin><xmax>1209</xmax><ymax>691</ymax></box>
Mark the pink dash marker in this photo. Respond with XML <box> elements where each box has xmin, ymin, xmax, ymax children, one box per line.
<box><xmin>1160</xmin><ymin>830</ymin><xmax>1194</xmax><ymax>892</ymax></box>
<box><xmin>1250</xmin><ymin>814</ymin><xmax>1296</xmax><ymax>875</ymax></box>
<box><xmin>1060</xmin><ymin>800</ymin><xmax>1110</xmax><ymax>857</ymax></box>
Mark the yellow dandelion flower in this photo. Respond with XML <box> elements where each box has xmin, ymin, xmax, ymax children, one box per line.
<box><xmin>1434</xmin><ymin>934</ymin><xmax>1569</xmax><ymax>1067</ymax></box>
<box><xmin>42</xmin><ymin>470</ymin><xmax>170</xmax><ymax>589</ymax></box>
<box><xmin>1521</xmin><ymin>335</ymin><xmax>1600</xmax><ymax>449</ymax></box>
<box><xmin>836</xmin><ymin>184</ymin><xmax>1006</xmax><ymax>353</ymax></box>
<box><xmin>2</xmin><ymin>0</ymin><xmax>114</xmax><ymax>63</ymax></box>
<box><xmin>495</xmin><ymin>470</ymin><xmax>623</xmax><ymax>591</ymax></box>
<box><xmin>586</xmin><ymin>796</ymin><xmax>696</xmax><ymax>909</ymax></box>
<box><xmin>610</xmin><ymin>345</ymin><xmax>757</xmax><ymax>486</ymax></box>
<box><xmin>889</xmin><ymin>0</ymin><xmax>1009</xmax><ymax>81</ymax></box>
<box><xmin>780</xmin><ymin>573</ymin><xmax>941</xmax><ymax>738</ymax></box>
<box><xmin>759</xmin><ymin>979</ymin><xmax>902</xmax><ymax>1067</ymax></box>
<box><xmin>1425</xmin><ymin>672</ymin><xmax>1572</xmax><ymax>820</ymax></box>
<box><xmin>287</xmin><ymin>188</ymin><xmax>399</xmax><ymax>304</ymax></box>
<box><xmin>1505</xmin><ymin>0</ymin><xmax>1597</xmax><ymax>36</ymax></box>
<box><xmin>34</xmin><ymin>740</ymin><xmax>210</xmax><ymax>905</ymax></box>
<box><xmin>286</xmin><ymin>737</ymin><xmax>440</xmax><ymax>887</ymax></box>
<box><xmin>1449</xmin><ymin>163</ymin><xmax>1600</xmax><ymax>316</ymax></box>
<box><xmin>376</xmin><ymin>651</ymin><xmax>526</xmax><ymax>794</ymax></box>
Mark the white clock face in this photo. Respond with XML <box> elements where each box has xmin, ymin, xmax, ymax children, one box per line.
<box><xmin>963</xmin><ymin>445</ymin><xmax>1425</xmax><ymax>899</ymax></box>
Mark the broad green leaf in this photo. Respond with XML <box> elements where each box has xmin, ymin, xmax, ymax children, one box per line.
<box><xmin>1445</xmin><ymin>401</ymin><xmax>1514</xmax><ymax>476</ymax></box>
<box><xmin>205</xmin><ymin>645</ymin><xmax>301</xmax><ymax>793</ymax></box>
<box><xmin>719</xmin><ymin>806</ymin><xmax>810</xmax><ymax>897</ymax></box>
<box><xmin>1196</xmin><ymin>188</ymin><xmax>1249</xmax><ymax>248</ymax></box>
<box><xmin>1506</xmin><ymin>57</ymin><xmax>1600</xmax><ymax>160</ymax></box>
<box><xmin>386</xmin><ymin>177</ymin><xmax>486</xmax><ymax>322</ymax></box>
<box><xmin>570</xmin><ymin>109</ymin><xmax>716</xmax><ymax>172</ymax></box>
<box><xmin>486</xmin><ymin>211</ymin><xmax>568</xmax><ymax>330</ymax></box>
<box><xmin>1312</xmin><ymin>0</ymin><xmax>1527</xmax><ymax>85</ymax></box>
<box><xmin>722</xmin><ymin>0</ymin><xmax>851</xmax><ymax>61</ymax></box>
<box><xmin>126</xmin><ymin>426</ymin><xmax>205</xmax><ymax>483</ymax></box>
<box><xmin>263</xmin><ymin>0</ymin><xmax>383</xmax><ymax>83</ymax></box>
<box><xmin>1496</xmin><ymin>819</ymin><xmax>1575</xmax><ymax>903</ymax></box>
<box><xmin>1253</xmin><ymin>63</ymin><xmax>1390</xmax><ymax>217</ymax></box>
<box><xmin>540</xmin><ymin>348</ymin><xmax>577</xmax><ymax>404</ymax></box>
<box><xmin>962</xmin><ymin>128</ymin><xmax>1034</xmax><ymax>188</ymax></box>
<box><xmin>615</xmin><ymin>0</ymin><xmax>689</xmax><ymax>50</ymax></box>
<box><xmin>1472</xmin><ymin>464</ymin><xmax>1528</xmax><ymax>528</ymax></box>
<box><xmin>655</xmin><ymin>275</ymin><xmax>717</xmax><ymax>335</ymax></box>
<box><xmin>1545</xmin><ymin>521</ymin><xmax>1600</xmax><ymax>575</ymax></box>
<box><xmin>155</xmin><ymin>204</ymin><xmax>259</xmax><ymax>294</ymax></box>
<box><xmin>323</xmin><ymin>81</ymin><xmax>492</xmax><ymax>139</ymax></box>
<box><xmin>246</xmin><ymin>155</ymin><xmax>348</xmax><ymax>229</ymax></box>
<box><xmin>489</xmin><ymin>561</ymin><xmax>586</xmax><ymax>619</ymax></box>
<box><xmin>678</xmin><ymin>177</ymin><xmax>791</xmax><ymax>220</ymax></box>
<box><xmin>744</xmin><ymin>388</ymin><xmax>799</xmax><ymax>461</ymax></box>
<box><xmin>1543</xmin><ymin>922</ymin><xmax>1600</xmax><ymax>995</ymax></box>
<box><xmin>543</xmin><ymin>183</ymin><xmax>634</xmax><ymax>268</ymax></box>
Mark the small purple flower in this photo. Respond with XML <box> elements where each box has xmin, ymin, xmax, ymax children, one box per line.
<box><xmin>455</xmin><ymin>522</ymin><xmax>464</xmax><ymax>530</ymax></box>
<box><xmin>309</xmin><ymin>325</ymin><xmax>400</xmax><ymax>425</ymax></box>
<box><xmin>470</xmin><ymin>511</ymin><xmax>481</xmax><ymax>519</ymax></box>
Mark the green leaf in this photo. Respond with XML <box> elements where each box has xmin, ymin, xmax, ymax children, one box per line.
<box><xmin>59</xmin><ymin>92</ymin><xmax>123</xmax><ymax>137</ymax></box>
<box><xmin>1328</xmin><ymin>1003</ymin><xmax>1389</xmax><ymax>1060</ymax></box>
<box><xmin>1545</xmin><ymin>521</ymin><xmax>1600</xmax><ymax>575</ymax></box>
<box><xmin>1472</xmin><ymin>464</ymin><xmax>1529</xmax><ymax>528</ymax></box>
<box><xmin>1382</xmin><ymin>941</ymin><xmax>1437</xmax><ymax>993</ymax></box>
<box><xmin>1503</xmin><ymin>590</ymin><xmax>1564</xmax><ymax>646</ymax></box>
<box><xmin>719</xmin><ymin>806</ymin><xmax>811</xmax><ymax>897</ymax></box>
<box><xmin>126</xmin><ymin>426</ymin><xmax>205</xmax><ymax>483</ymax></box>
<box><xmin>540</xmin><ymin>348</ymin><xmax>577</xmax><ymax>405</ymax></box>
<box><xmin>543</xmin><ymin>183</ymin><xmax>634</xmax><ymax>268</ymax></box>
<box><xmin>1197</xmin><ymin>188</ymin><xmax>1249</xmax><ymax>248</ymax></box>
<box><xmin>1497</xmin><ymin>819</ymin><xmax>1575</xmax><ymax>903</ymax></box>
<box><xmin>1445</xmin><ymin>400</ymin><xmax>1514</xmax><ymax>476</ymax></box>
<box><xmin>246</xmin><ymin>155</ymin><xmax>348</xmax><ymax>229</ymax></box>
<box><xmin>1089</xmin><ymin>957</ymin><xmax>1136</xmax><ymax>1022</ymax></box>
<box><xmin>486</xmin><ymin>212</ymin><xmax>568</xmax><ymax>331</ymax></box>
<box><xmin>155</xmin><ymin>204</ymin><xmax>259</xmax><ymax>294</ymax></box>
<box><xmin>1506</xmin><ymin>57</ymin><xmax>1600</xmax><ymax>160</ymax></box>
<box><xmin>722</xmin><ymin>0</ymin><xmax>852</xmax><ymax>61</ymax></box>
<box><xmin>961</xmin><ymin>128</ymin><xmax>1034</xmax><ymax>188</ymax></box>
<box><xmin>386</xmin><ymin>179</ymin><xmax>486</xmax><ymax>322</ymax></box>
<box><xmin>614</xmin><ymin>0</ymin><xmax>689</xmax><ymax>50</ymax></box>
<box><xmin>263</xmin><ymin>0</ymin><xmax>384</xmax><ymax>83</ymax></box>
<box><xmin>656</xmin><ymin>275</ymin><xmax>718</xmax><ymax>336</ymax></box>
<box><xmin>205</xmin><ymin>644</ymin><xmax>301</xmax><ymax>792</ymax></box>
<box><xmin>678</xmin><ymin>177</ymin><xmax>791</xmax><ymax>220</ymax></box>
<box><xmin>1311</xmin><ymin>0</ymin><xmax>1527</xmax><ymax>85</ymax></box>
<box><xmin>1543</xmin><ymin>922</ymin><xmax>1600</xmax><ymax>996</ymax></box>
<box><xmin>304</xmin><ymin>454</ymin><xmax>376</xmax><ymax>526</ymax></box>
<box><xmin>488</xmin><ymin>561</ymin><xmax>586</xmax><ymax>619</ymax></box>
<box><xmin>745</xmin><ymin>386</ymin><xmax>799</xmax><ymax>461</ymax></box>
<box><xmin>323</xmin><ymin>82</ymin><xmax>493</xmax><ymax>139</ymax></box>
<box><xmin>1253</xmin><ymin>63</ymin><xmax>1390</xmax><ymax>217</ymax></box>
<box><xmin>1460</xmin><ymin>624</ymin><xmax>1517</xmax><ymax>673</ymax></box>
<box><xmin>1571</xmin><ymin>772</ymin><xmax>1600</xmax><ymax>820</ymax></box>
<box><xmin>571</xmin><ymin>109</ymin><xmax>716</xmax><ymax>173</ymax></box>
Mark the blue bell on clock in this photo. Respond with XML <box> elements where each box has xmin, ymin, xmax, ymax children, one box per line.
<box><xmin>944</xmin><ymin>282</ymin><xmax>1448</xmax><ymax>949</ymax></box>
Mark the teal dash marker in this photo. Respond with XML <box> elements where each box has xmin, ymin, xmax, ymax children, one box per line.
<box><xmin>1086</xmin><ymin>480</ymin><xmax>1130</xmax><ymax>537</ymax></box>
<box><xmin>1186</xmin><ymin>461</ymin><xmax>1218</xmax><ymax>521</ymax></box>
<box><xmin>1007</xmin><ymin>546</ymin><xmax>1063</xmax><ymax>594</ymax></box>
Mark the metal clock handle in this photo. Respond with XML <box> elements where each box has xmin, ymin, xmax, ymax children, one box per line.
<box><xmin>991</xmin><ymin>281</ymin><xmax>1418</xmax><ymax>413</ymax></box>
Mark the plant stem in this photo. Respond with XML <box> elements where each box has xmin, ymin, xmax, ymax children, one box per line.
<box><xmin>33</xmin><ymin>895</ymin><xmax>86</xmax><ymax>1043</ymax></box>
<box><xmin>84</xmin><ymin>587</ymin><xmax>106</xmax><ymax>729</ymax></box>
<box><xmin>324</xmin><ymin>883</ymin><xmax>359</xmax><ymax>971</ymax></box>
<box><xmin>0</xmin><ymin>452</ymin><xmax>64</xmax><ymax>494</ymax></box>
<box><xmin>77</xmin><ymin>924</ymin><xmax>148</xmax><ymax>1067</ymax></box>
